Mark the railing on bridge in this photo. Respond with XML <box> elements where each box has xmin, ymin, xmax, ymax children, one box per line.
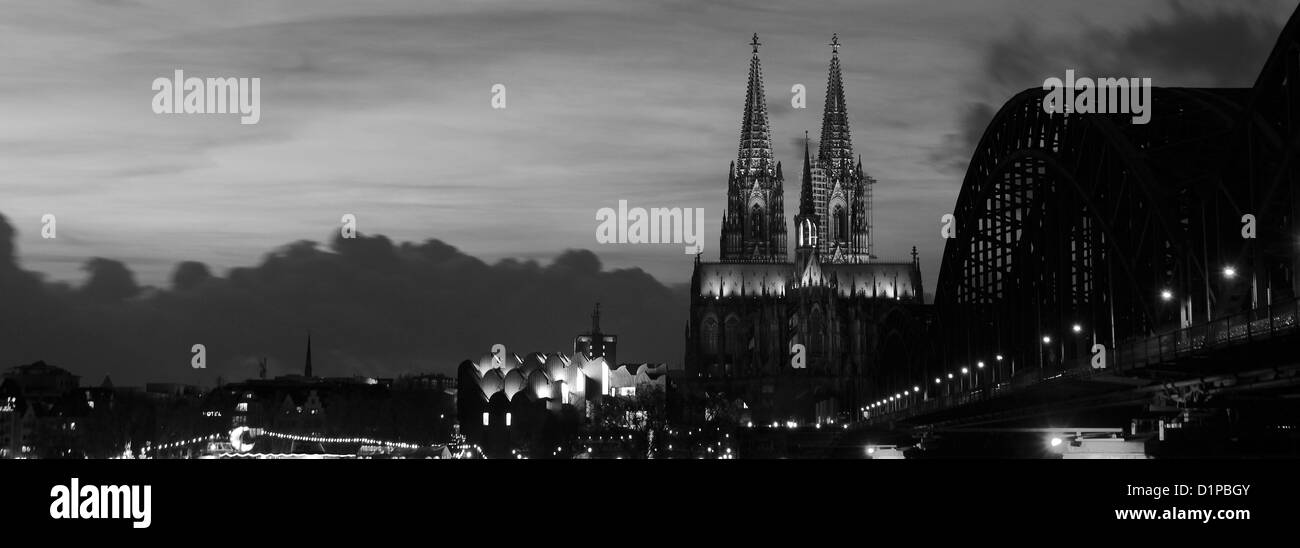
<box><xmin>869</xmin><ymin>298</ymin><xmax>1300</xmax><ymax>423</ymax></box>
<box><xmin>1113</xmin><ymin>298</ymin><xmax>1299</xmax><ymax>371</ymax></box>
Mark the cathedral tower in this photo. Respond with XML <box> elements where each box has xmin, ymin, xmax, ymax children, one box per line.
<box><xmin>803</xmin><ymin>34</ymin><xmax>873</xmax><ymax>263</ymax></box>
<box><xmin>720</xmin><ymin>34</ymin><xmax>788</xmax><ymax>263</ymax></box>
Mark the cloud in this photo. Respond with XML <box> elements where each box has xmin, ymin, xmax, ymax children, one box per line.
<box><xmin>81</xmin><ymin>258</ymin><xmax>140</xmax><ymax>303</ymax></box>
<box><xmin>0</xmin><ymin>211</ymin><xmax>689</xmax><ymax>386</ymax></box>
<box><xmin>929</xmin><ymin>0</ymin><xmax>1289</xmax><ymax>175</ymax></box>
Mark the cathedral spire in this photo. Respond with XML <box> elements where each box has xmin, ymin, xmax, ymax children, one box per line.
<box><xmin>800</xmin><ymin>131</ymin><xmax>815</xmax><ymax>217</ymax></box>
<box><xmin>818</xmin><ymin>33</ymin><xmax>852</xmax><ymax>170</ymax></box>
<box><xmin>720</xmin><ymin>33</ymin><xmax>786</xmax><ymax>263</ymax></box>
<box><xmin>737</xmin><ymin>33</ymin><xmax>774</xmax><ymax>176</ymax></box>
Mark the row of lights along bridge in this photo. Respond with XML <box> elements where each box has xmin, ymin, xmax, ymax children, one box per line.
<box><xmin>866</xmin><ymin>265</ymin><xmax>1240</xmax><ymax>417</ymax></box>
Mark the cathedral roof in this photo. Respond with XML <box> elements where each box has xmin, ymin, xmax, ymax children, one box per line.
<box><xmin>694</xmin><ymin>260</ymin><xmax>923</xmax><ymax>301</ymax></box>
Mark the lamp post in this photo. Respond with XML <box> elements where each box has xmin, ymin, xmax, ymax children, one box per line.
<box><xmin>1040</xmin><ymin>334</ymin><xmax>1051</xmax><ymax>371</ymax></box>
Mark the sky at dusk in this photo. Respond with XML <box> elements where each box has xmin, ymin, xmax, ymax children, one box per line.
<box><xmin>0</xmin><ymin>0</ymin><xmax>1293</xmax><ymax>383</ymax></box>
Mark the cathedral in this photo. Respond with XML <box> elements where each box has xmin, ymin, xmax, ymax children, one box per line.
<box><xmin>683</xmin><ymin>34</ymin><xmax>929</xmax><ymax>425</ymax></box>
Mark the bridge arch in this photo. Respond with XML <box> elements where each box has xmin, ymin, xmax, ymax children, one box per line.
<box><xmin>934</xmin><ymin>85</ymin><xmax>1253</xmax><ymax>379</ymax></box>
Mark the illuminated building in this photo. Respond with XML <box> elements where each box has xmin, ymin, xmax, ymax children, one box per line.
<box><xmin>608</xmin><ymin>363</ymin><xmax>667</xmax><ymax>398</ymax></box>
<box><xmin>574</xmin><ymin>302</ymin><xmax>617</xmax><ymax>366</ymax></box>
<box><xmin>682</xmin><ymin>35</ymin><xmax>929</xmax><ymax>425</ymax></box>
<box><xmin>457</xmin><ymin>309</ymin><xmax>668</xmax><ymax>456</ymax></box>
<box><xmin>457</xmin><ymin>350</ymin><xmax>604</xmax><ymax>456</ymax></box>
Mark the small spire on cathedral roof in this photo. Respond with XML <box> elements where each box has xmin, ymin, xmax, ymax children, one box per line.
<box><xmin>799</xmin><ymin>131</ymin><xmax>815</xmax><ymax>217</ymax></box>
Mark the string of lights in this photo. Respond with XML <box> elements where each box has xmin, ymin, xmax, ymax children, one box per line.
<box><xmin>147</xmin><ymin>428</ymin><xmax>461</xmax><ymax>455</ymax></box>
<box><xmin>864</xmin><ymin>357</ymin><xmax>1003</xmax><ymax>418</ymax></box>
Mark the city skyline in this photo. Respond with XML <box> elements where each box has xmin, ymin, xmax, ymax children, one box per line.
<box><xmin>4</xmin><ymin>3</ymin><xmax>1300</xmax><ymax>539</ymax></box>
<box><xmin>0</xmin><ymin>0</ymin><xmax>1292</xmax><ymax>386</ymax></box>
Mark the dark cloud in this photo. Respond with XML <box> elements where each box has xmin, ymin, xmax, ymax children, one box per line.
<box><xmin>930</xmin><ymin>0</ymin><xmax>1288</xmax><ymax>175</ymax></box>
<box><xmin>0</xmin><ymin>212</ymin><xmax>689</xmax><ymax>386</ymax></box>
<box><xmin>170</xmin><ymin>261</ymin><xmax>212</xmax><ymax>292</ymax></box>
<box><xmin>0</xmin><ymin>216</ymin><xmax>14</xmax><ymax>267</ymax></box>
<box><xmin>1106</xmin><ymin>1</ymin><xmax>1285</xmax><ymax>87</ymax></box>
<box><xmin>81</xmin><ymin>258</ymin><xmax>140</xmax><ymax>303</ymax></box>
<box><xmin>932</xmin><ymin>103</ymin><xmax>995</xmax><ymax>175</ymax></box>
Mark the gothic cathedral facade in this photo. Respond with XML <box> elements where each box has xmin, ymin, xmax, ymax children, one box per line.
<box><xmin>684</xmin><ymin>35</ymin><xmax>929</xmax><ymax>425</ymax></box>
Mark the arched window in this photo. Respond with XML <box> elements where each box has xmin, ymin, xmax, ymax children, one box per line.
<box><xmin>702</xmin><ymin>317</ymin><xmax>719</xmax><ymax>354</ymax></box>
<box><xmin>832</xmin><ymin>205</ymin><xmax>847</xmax><ymax>240</ymax></box>
<box><xmin>750</xmin><ymin>204</ymin><xmax>764</xmax><ymax>238</ymax></box>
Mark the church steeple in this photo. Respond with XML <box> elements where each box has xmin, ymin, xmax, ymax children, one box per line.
<box><xmin>818</xmin><ymin>33</ymin><xmax>853</xmax><ymax>171</ymax></box>
<box><xmin>805</xmin><ymin>33</ymin><xmax>872</xmax><ymax>264</ymax></box>
<box><xmin>721</xmin><ymin>33</ymin><xmax>786</xmax><ymax>263</ymax></box>
<box><xmin>800</xmin><ymin>131</ymin><xmax>816</xmax><ymax>217</ymax></box>
<box><xmin>737</xmin><ymin>33</ymin><xmax>774</xmax><ymax>177</ymax></box>
<box><xmin>796</xmin><ymin>131</ymin><xmax>819</xmax><ymax>268</ymax></box>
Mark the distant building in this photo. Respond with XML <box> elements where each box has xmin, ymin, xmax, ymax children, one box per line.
<box><xmin>144</xmin><ymin>383</ymin><xmax>203</xmax><ymax>399</ymax></box>
<box><xmin>456</xmin><ymin>350</ymin><xmax>603</xmax><ymax>456</ymax></box>
<box><xmin>457</xmin><ymin>307</ymin><xmax>669</xmax><ymax>457</ymax></box>
<box><xmin>0</xmin><ymin>361</ymin><xmax>108</xmax><ymax>458</ymax></box>
<box><xmin>574</xmin><ymin>303</ymin><xmax>617</xmax><ymax>366</ymax></box>
<box><xmin>608</xmin><ymin>363</ymin><xmax>667</xmax><ymax>398</ymax></box>
<box><xmin>3</xmin><ymin>361</ymin><xmax>79</xmax><ymax>400</ymax></box>
<box><xmin>192</xmin><ymin>335</ymin><xmax>454</xmax><ymax>457</ymax></box>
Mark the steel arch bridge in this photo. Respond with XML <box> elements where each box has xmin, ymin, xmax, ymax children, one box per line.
<box><xmin>925</xmin><ymin>6</ymin><xmax>1300</xmax><ymax>391</ymax></box>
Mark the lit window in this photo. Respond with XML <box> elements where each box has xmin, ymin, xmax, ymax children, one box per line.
<box><xmin>482</xmin><ymin>412</ymin><xmax>489</xmax><ymax>426</ymax></box>
<box><xmin>506</xmin><ymin>412</ymin><xmax>512</xmax><ymax>426</ymax></box>
<box><xmin>236</xmin><ymin>403</ymin><xmax>248</xmax><ymax>412</ymax></box>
